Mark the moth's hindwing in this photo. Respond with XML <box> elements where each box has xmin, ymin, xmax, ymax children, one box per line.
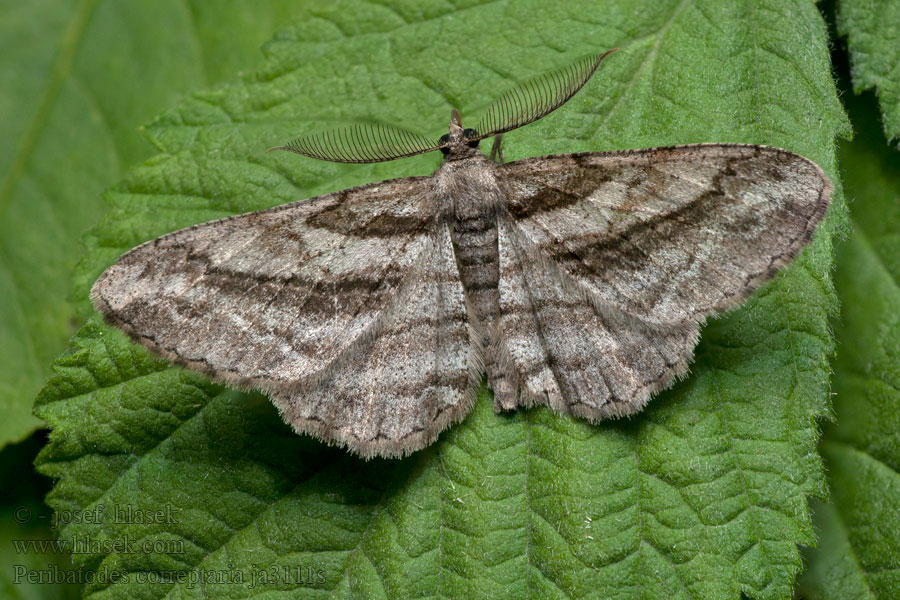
<box><xmin>492</xmin><ymin>144</ymin><xmax>830</xmax><ymax>416</ymax></box>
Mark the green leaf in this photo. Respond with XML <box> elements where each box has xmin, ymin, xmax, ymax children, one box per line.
<box><xmin>837</xmin><ymin>0</ymin><xmax>900</xmax><ymax>142</ymax></box>
<box><xmin>36</xmin><ymin>2</ymin><xmax>849</xmax><ymax>599</ymax></box>
<box><xmin>0</xmin><ymin>0</ymin><xmax>314</xmax><ymax>449</ymax></box>
<box><xmin>797</xmin><ymin>89</ymin><xmax>900</xmax><ymax>599</ymax></box>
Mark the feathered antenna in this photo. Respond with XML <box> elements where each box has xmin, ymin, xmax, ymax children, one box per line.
<box><xmin>269</xmin><ymin>123</ymin><xmax>442</xmax><ymax>164</ymax></box>
<box><xmin>474</xmin><ymin>48</ymin><xmax>617</xmax><ymax>141</ymax></box>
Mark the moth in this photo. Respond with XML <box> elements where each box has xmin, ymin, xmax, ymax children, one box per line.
<box><xmin>92</xmin><ymin>50</ymin><xmax>831</xmax><ymax>458</ymax></box>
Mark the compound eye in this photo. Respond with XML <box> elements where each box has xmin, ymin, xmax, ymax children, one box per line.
<box><xmin>439</xmin><ymin>133</ymin><xmax>450</xmax><ymax>154</ymax></box>
<box><xmin>462</xmin><ymin>128</ymin><xmax>480</xmax><ymax>148</ymax></box>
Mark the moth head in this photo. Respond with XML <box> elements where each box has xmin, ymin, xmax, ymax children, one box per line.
<box><xmin>438</xmin><ymin>109</ymin><xmax>481</xmax><ymax>161</ymax></box>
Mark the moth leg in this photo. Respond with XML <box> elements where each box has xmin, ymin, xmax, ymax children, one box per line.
<box><xmin>489</xmin><ymin>135</ymin><xmax>504</xmax><ymax>164</ymax></box>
